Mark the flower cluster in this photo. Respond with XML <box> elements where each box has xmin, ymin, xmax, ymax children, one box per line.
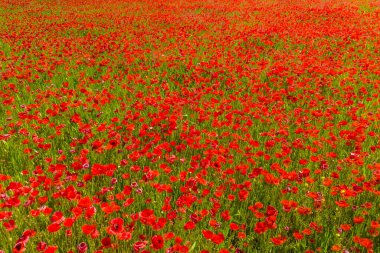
<box><xmin>1</xmin><ymin>0</ymin><xmax>380</xmax><ymax>252</ymax></box>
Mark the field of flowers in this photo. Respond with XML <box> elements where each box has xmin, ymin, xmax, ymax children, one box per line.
<box><xmin>1</xmin><ymin>0</ymin><xmax>380</xmax><ymax>252</ymax></box>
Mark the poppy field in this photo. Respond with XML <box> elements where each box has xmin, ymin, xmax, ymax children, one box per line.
<box><xmin>1</xmin><ymin>0</ymin><xmax>380</xmax><ymax>252</ymax></box>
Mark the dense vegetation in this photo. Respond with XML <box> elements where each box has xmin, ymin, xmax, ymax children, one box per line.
<box><xmin>1</xmin><ymin>0</ymin><xmax>380</xmax><ymax>252</ymax></box>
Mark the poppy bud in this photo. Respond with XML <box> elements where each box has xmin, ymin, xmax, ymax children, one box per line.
<box><xmin>77</xmin><ymin>242</ymin><xmax>88</xmax><ymax>253</ymax></box>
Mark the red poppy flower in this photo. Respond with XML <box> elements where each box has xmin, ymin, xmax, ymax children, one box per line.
<box><xmin>353</xmin><ymin>236</ymin><xmax>373</xmax><ymax>249</ymax></box>
<box><xmin>230</xmin><ymin>222</ymin><xmax>239</xmax><ymax>231</ymax></box>
<box><xmin>82</xmin><ymin>224</ymin><xmax>96</xmax><ymax>235</ymax></box>
<box><xmin>238</xmin><ymin>189</ymin><xmax>249</xmax><ymax>201</ymax></box>
<box><xmin>106</xmin><ymin>218</ymin><xmax>124</xmax><ymax>235</ymax></box>
<box><xmin>254</xmin><ymin>222</ymin><xmax>267</xmax><ymax>234</ymax></box>
<box><xmin>297</xmin><ymin>206</ymin><xmax>312</xmax><ymax>215</ymax></box>
<box><xmin>211</xmin><ymin>233</ymin><xmax>225</xmax><ymax>244</ymax></box>
<box><xmin>3</xmin><ymin>219</ymin><xmax>16</xmax><ymax>231</ymax></box>
<box><xmin>77</xmin><ymin>242</ymin><xmax>88</xmax><ymax>253</ymax></box>
<box><xmin>47</xmin><ymin>223</ymin><xmax>61</xmax><ymax>233</ymax></box>
<box><xmin>44</xmin><ymin>246</ymin><xmax>58</xmax><ymax>253</ymax></box>
<box><xmin>100</xmin><ymin>237</ymin><xmax>112</xmax><ymax>248</ymax></box>
<box><xmin>335</xmin><ymin>200</ymin><xmax>350</xmax><ymax>208</ymax></box>
<box><xmin>184</xmin><ymin>221</ymin><xmax>196</xmax><ymax>230</ymax></box>
<box><xmin>117</xmin><ymin>231</ymin><xmax>132</xmax><ymax>241</ymax></box>
<box><xmin>293</xmin><ymin>231</ymin><xmax>304</xmax><ymax>240</ymax></box>
<box><xmin>340</xmin><ymin>224</ymin><xmax>351</xmax><ymax>231</ymax></box>
<box><xmin>78</xmin><ymin>197</ymin><xmax>92</xmax><ymax>208</ymax></box>
<box><xmin>151</xmin><ymin>235</ymin><xmax>164</xmax><ymax>250</ymax></box>
<box><xmin>36</xmin><ymin>242</ymin><xmax>47</xmax><ymax>251</ymax></box>
<box><xmin>133</xmin><ymin>241</ymin><xmax>148</xmax><ymax>252</ymax></box>
<box><xmin>13</xmin><ymin>242</ymin><xmax>26</xmax><ymax>253</ymax></box>
<box><xmin>354</xmin><ymin>216</ymin><xmax>365</xmax><ymax>224</ymax></box>
<box><xmin>271</xmin><ymin>235</ymin><xmax>287</xmax><ymax>246</ymax></box>
<box><xmin>63</xmin><ymin>218</ymin><xmax>74</xmax><ymax>228</ymax></box>
<box><xmin>202</xmin><ymin>230</ymin><xmax>213</xmax><ymax>240</ymax></box>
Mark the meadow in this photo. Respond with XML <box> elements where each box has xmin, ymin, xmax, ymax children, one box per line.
<box><xmin>1</xmin><ymin>0</ymin><xmax>380</xmax><ymax>252</ymax></box>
